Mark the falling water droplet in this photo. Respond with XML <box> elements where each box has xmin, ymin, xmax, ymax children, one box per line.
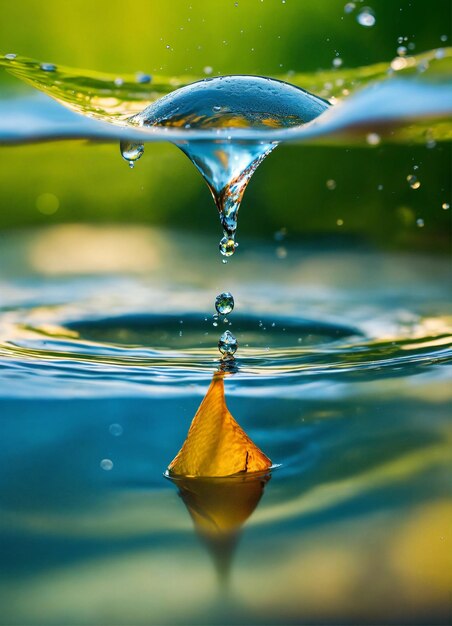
<box><xmin>40</xmin><ymin>63</ymin><xmax>57</xmax><ymax>72</ymax></box>
<box><xmin>215</xmin><ymin>292</ymin><xmax>234</xmax><ymax>315</ymax></box>
<box><xmin>125</xmin><ymin>76</ymin><xmax>329</xmax><ymax>256</ymax></box>
<box><xmin>218</xmin><ymin>330</ymin><xmax>238</xmax><ymax>356</ymax></box>
<box><xmin>357</xmin><ymin>7</ymin><xmax>376</xmax><ymax>27</ymax></box>
<box><xmin>120</xmin><ymin>141</ymin><xmax>145</xmax><ymax>167</ymax></box>
<box><xmin>407</xmin><ymin>174</ymin><xmax>421</xmax><ymax>189</ymax></box>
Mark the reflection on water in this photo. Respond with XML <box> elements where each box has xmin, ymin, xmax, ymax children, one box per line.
<box><xmin>0</xmin><ymin>226</ymin><xmax>451</xmax><ymax>625</ymax></box>
<box><xmin>168</xmin><ymin>472</ymin><xmax>270</xmax><ymax>585</ymax></box>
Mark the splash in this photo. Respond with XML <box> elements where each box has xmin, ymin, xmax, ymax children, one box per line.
<box><xmin>122</xmin><ymin>76</ymin><xmax>329</xmax><ymax>254</ymax></box>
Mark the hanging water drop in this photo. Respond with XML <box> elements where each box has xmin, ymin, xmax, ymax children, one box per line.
<box><xmin>215</xmin><ymin>292</ymin><xmax>234</xmax><ymax>315</ymax></box>
<box><xmin>124</xmin><ymin>75</ymin><xmax>329</xmax><ymax>256</ymax></box>
<box><xmin>218</xmin><ymin>330</ymin><xmax>238</xmax><ymax>356</ymax></box>
<box><xmin>120</xmin><ymin>141</ymin><xmax>144</xmax><ymax>167</ymax></box>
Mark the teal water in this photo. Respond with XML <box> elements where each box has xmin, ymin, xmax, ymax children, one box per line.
<box><xmin>0</xmin><ymin>227</ymin><xmax>451</xmax><ymax>625</ymax></box>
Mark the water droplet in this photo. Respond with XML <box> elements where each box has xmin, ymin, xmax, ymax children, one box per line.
<box><xmin>274</xmin><ymin>227</ymin><xmax>287</xmax><ymax>241</ymax></box>
<box><xmin>442</xmin><ymin>202</ymin><xmax>450</xmax><ymax>210</ymax></box>
<box><xmin>396</xmin><ymin>46</ymin><xmax>407</xmax><ymax>56</ymax></box>
<box><xmin>100</xmin><ymin>459</ymin><xmax>113</xmax><ymax>471</ymax></box>
<box><xmin>215</xmin><ymin>292</ymin><xmax>234</xmax><ymax>315</ymax></box>
<box><xmin>114</xmin><ymin>77</ymin><xmax>124</xmax><ymax>87</ymax></box>
<box><xmin>40</xmin><ymin>63</ymin><xmax>57</xmax><ymax>72</ymax></box>
<box><xmin>416</xmin><ymin>218</ymin><xmax>424</xmax><ymax>228</ymax></box>
<box><xmin>218</xmin><ymin>330</ymin><xmax>238</xmax><ymax>356</ymax></box>
<box><xmin>344</xmin><ymin>2</ymin><xmax>356</xmax><ymax>13</ymax></box>
<box><xmin>203</xmin><ymin>66</ymin><xmax>213</xmax><ymax>75</ymax></box>
<box><xmin>332</xmin><ymin>57</ymin><xmax>343</xmax><ymax>68</ymax></box>
<box><xmin>109</xmin><ymin>423</ymin><xmax>123</xmax><ymax>436</ymax></box>
<box><xmin>136</xmin><ymin>72</ymin><xmax>152</xmax><ymax>84</ymax></box>
<box><xmin>5</xmin><ymin>53</ymin><xmax>16</xmax><ymax>60</ymax></box>
<box><xmin>326</xmin><ymin>179</ymin><xmax>337</xmax><ymax>190</ymax></box>
<box><xmin>127</xmin><ymin>76</ymin><xmax>329</xmax><ymax>256</ymax></box>
<box><xmin>435</xmin><ymin>48</ymin><xmax>445</xmax><ymax>59</ymax></box>
<box><xmin>276</xmin><ymin>246</ymin><xmax>287</xmax><ymax>259</ymax></box>
<box><xmin>336</xmin><ymin>218</ymin><xmax>344</xmax><ymax>226</ymax></box>
<box><xmin>366</xmin><ymin>132</ymin><xmax>381</xmax><ymax>146</ymax></box>
<box><xmin>120</xmin><ymin>141</ymin><xmax>144</xmax><ymax>166</ymax></box>
<box><xmin>357</xmin><ymin>7</ymin><xmax>376</xmax><ymax>27</ymax></box>
<box><xmin>407</xmin><ymin>174</ymin><xmax>421</xmax><ymax>189</ymax></box>
<box><xmin>219</xmin><ymin>236</ymin><xmax>237</xmax><ymax>257</ymax></box>
<box><xmin>440</xmin><ymin>34</ymin><xmax>448</xmax><ymax>42</ymax></box>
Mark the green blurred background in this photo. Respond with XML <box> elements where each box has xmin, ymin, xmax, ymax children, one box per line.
<box><xmin>0</xmin><ymin>0</ymin><xmax>450</xmax><ymax>250</ymax></box>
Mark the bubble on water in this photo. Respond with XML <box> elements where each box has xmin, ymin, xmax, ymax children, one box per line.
<box><xmin>136</xmin><ymin>72</ymin><xmax>152</xmax><ymax>84</ymax></box>
<box><xmin>344</xmin><ymin>2</ymin><xmax>356</xmax><ymax>13</ymax></box>
<box><xmin>215</xmin><ymin>292</ymin><xmax>234</xmax><ymax>315</ymax></box>
<box><xmin>396</xmin><ymin>46</ymin><xmax>407</xmax><ymax>57</ymax></box>
<box><xmin>416</xmin><ymin>218</ymin><xmax>424</xmax><ymax>228</ymax></box>
<box><xmin>127</xmin><ymin>75</ymin><xmax>329</xmax><ymax>256</ymax></box>
<box><xmin>120</xmin><ymin>141</ymin><xmax>144</xmax><ymax>167</ymax></box>
<box><xmin>218</xmin><ymin>329</ymin><xmax>238</xmax><ymax>356</ymax></box>
<box><xmin>109</xmin><ymin>423</ymin><xmax>123</xmax><ymax>436</ymax></box>
<box><xmin>442</xmin><ymin>202</ymin><xmax>450</xmax><ymax>210</ymax></box>
<box><xmin>407</xmin><ymin>174</ymin><xmax>421</xmax><ymax>189</ymax></box>
<box><xmin>100</xmin><ymin>459</ymin><xmax>113</xmax><ymax>471</ymax></box>
<box><xmin>326</xmin><ymin>179</ymin><xmax>337</xmax><ymax>190</ymax></box>
<box><xmin>366</xmin><ymin>132</ymin><xmax>381</xmax><ymax>146</ymax></box>
<box><xmin>40</xmin><ymin>63</ymin><xmax>57</xmax><ymax>72</ymax></box>
<box><xmin>357</xmin><ymin>7</ymin><xmax>376</xmax><ymax>27</ymax></box>
<box><xmin>5</xmin><ymin>53</ymin><xmax>16</xmax><ymax>60</ymax></box>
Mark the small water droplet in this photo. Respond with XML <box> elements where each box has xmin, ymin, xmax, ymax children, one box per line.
<box><xmin>344</xmin><ymin>2</ymin><xmax>356</xmax><ymax>14</ymax></box>
<box><xmin>40</xmin><ymin>63</ymin><xmax>57</xmax><ymax>72</ymax></box>
<box><xmin>276</xmin><ymin>246</ymin><xmax>287</xmax><ymax>259</ymax></box>
<box><xmin>357</xmin><ymin>7</ymin><xmax>376</xmax><ymax>27</ymax></box>
<box><xmin>416</xmin><ymin>218</ymin><xmax>424</xmax><ymax>228</ymax></box>
<box><xmin>442</xmin><ymin>202</ymin><xmax>450</xmax><ymax>210</ymax></box>
<box><xmin>219</xmin><ymin>236</ymin><xmax>237</xmax><ymax>257</ymax></box>
<box><xmin>136</xmin><ymin>72</ymin><xmax>152</xmax><ymax>84</ymax></box>
<box><xmin>114</xmin><ymin>77</ymin><xmax>124</xmax><ymax>86</ymax></box>
<box><xmin>215</xmin><ymin>292</ymin><xmax>234</xmax><ymax>315</ymax></box>
<box><xmin>396</xmin><ymin>46</ymin><xmax>407</xmax><ymax>56</ymax></box>
<box><xmin>5</xmin><ymin>53</ymin><xmax>16</xmax><ymax>60</ymax></box>
<box><xmin>337</xmin><ymin>218</ymin><xmax>344</xmax><ymax>226</ymax></box>
<box><xmin>218</xmin><ymin>330</ymin><xmax>238</xmax><ymax>356</ymax></box>
<box><xmin>407</xmin><ymin>174</ymin><xmax>421</xmax><ymax>189</ymax></box>
<box><xmin>366</xmin><ymin>132</ymin><xmax>381</xmax><ymax>146</ymax></box>
<box><xmin>100</xmin><ymin>459</ymin><xmax>113</xmax><ymax>471</ymax></box>
<box><xmin>109</xmin><ymin>423</ymin><xmax>123</xmax><ymax>437</ymax></box>
<box><xmin>326</xmin><ymin>179</ymin><xmax>337</xmax><ymax>190</ymax></box>
<box><xmin>332</xmin><ymin>57</ymin><xmax>343</xmax><ymax>68</ymax></box>
<box><xmin>120</xmin><ymin>141</ymin><xmax>145</xmax><ymax>166</ymax></box>
<box><xmin>274</xmin><ymin>227</ymin><xmax>287</xmax><ymax>241</ymax></box>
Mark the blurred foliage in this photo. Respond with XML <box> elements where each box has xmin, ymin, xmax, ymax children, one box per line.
<box><xmin>0</xmin><ymin>0</ymin><xmax>450</xmax><ymax>250</ymax></box>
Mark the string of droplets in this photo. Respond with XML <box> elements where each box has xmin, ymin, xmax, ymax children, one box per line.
<box><xmin>215</xmin><ymin>292</ymin><xmax>237</xmax><ymax>358</ymax></box>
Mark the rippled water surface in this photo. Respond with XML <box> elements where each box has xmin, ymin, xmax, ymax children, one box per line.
<box><xmin>0</xmin><ymin>226</ymin><xmax>451</xmax><ymax>625</ymax></box>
